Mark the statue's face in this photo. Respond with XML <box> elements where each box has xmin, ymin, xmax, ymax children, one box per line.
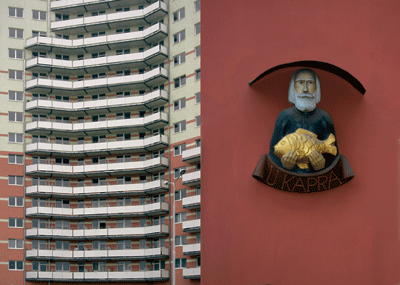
<box><xmin>294</xmin><ymin>71</ymin><xmax>317</xmax><ymax>95</ymax></box>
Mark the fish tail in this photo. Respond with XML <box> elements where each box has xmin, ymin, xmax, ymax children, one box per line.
<box><xmin>324</xmin><ymin>134</ymin><xmax>337</xmax><ymax>156</ymax></box>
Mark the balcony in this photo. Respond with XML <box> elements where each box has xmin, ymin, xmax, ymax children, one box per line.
<box><xmin>26</xmin><ymin>135</ymin><xmax>168</xmax><ymax>156</ymax></box>
<box><xmin>51</xmin><ymin>0</ymin><xmax>148</xmax><ymax>14</ymax></box>
<box><xmin>26</xmin><ymin>202</ymin><xmax>169</xmax><ymax>219</ymax></box>
<box><xmin>51</xmin><ymin>1</ymin><xmax>167</xmax><ymax>34</ymax></box>
<box><xmin>25</xmin><ymin>112</ymin><xmax>168</xmax><ymax>136</ymax></box>
<box><xmin>26</xmin><ymin>247</ymin><xmax>168</xmax><ymax>260</ymax></box>
<box><xmin>26</xmin><ymin>269</ymin><xmax>169</xmax><ymax>282</ymax></box>
<box><xmin>25</xmin><ymin>23</ymin><xmax>168</xmax><ymax>54</ymax></box>
<box><xmin>26</xmin><ymin>224</ymin><xmax>169</xmax><ymax>240</ymax></box>
<box><xmin>182</xmin><ymin>219</ymin><xmax>201</xmax><ymax>233</ymax></box>
<box><xmin>26</xmin><ymin>45</ymin><xmax>168</xmax><ymax>75</ymax></box>
<box><xmin>26</xmin><ymin>157</ymin><xmax>168</xmax><ymax>177</ymax></box>
<box><xmin>182</xmin><ymin>195</ymin><xmax>201</xmax><ymax>209</ymax></box>
<box><xmin>25</xmin><ymin>68</ymin><xmax>168</xmax><ymax>95</ymax></box>
<box><xmin>182</xmin><ymin>147</ymin><xmax>201</xmax><ymax>163</ymax></box>
<box><xmin>182</xmin><ymin>171</ymin><xmax>201</xmax><ymax>186</ymax></box>
<box><xmin>182</xmin><ymin>243</ymin><xmax>201</xmax><ymax>256</ymax></box>
<box><xmin>183</xmin><ymin>267</ymin><xmax>201</xmax><ymax>279</ymax></box>
<box><xmin>26</xmin><ymin>180</ymin><xmax>168</xmax><ymax>198</ymax></box>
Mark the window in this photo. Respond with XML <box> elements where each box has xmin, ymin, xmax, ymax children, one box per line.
<box><xmin>32</xmin><ymin>219</ymin><xmax>47</xmax><ymax>229</ymax></box>
<box><xmin>32</xmin><ymin>31</ymin><xmax>46</xmax><ymax>37</ymax></box>
<box><xmin>174</xmin><ymin>143</ymin><xmax>186</xmax><ymax>156</ymax></box>
<box><xmin>139</xmin><ymin>261</ymin><xmax>146</xmax><ymax>271</ymax></box>
<box><xmin>196</xmin><ymin>162</ymin><xmax>201</xmax><ymax>171</ymax></box>
<box><xmin>153</xmin><ymin>260</ymin><xmax>165</xmax><ymax>270</ymax></box>
<box><xmin>55</xmin><ymin>34</ymin><xmax>69</xmax><ymax>39</ymax></box>
<box><xmin>91</xmin><ymin>52</ymin><xmax>105</xmax><ymax>58</ymax></box>
<box><xmin>55</xmin><ymin>14</ymin><xmax>69</xmax><ymax>21</ymax></box>
<box><xmin>195</xmin><ymin>0</ymin><xmax>201</xmax><ymax>12</ymax></box>
<box><xmin>92</xmin><ymin>31</ymin><xmax>105</xmax><ymax>37</ymax></box>
<box><xmin>9</xmin><ymin>7</ymin><xmax>23</xmax><ymax>18</ymax></box>
<box><xmin>9</xmin><ymin>49</ymin><xmax>23</xmax><ymax>59</ymax></box>
<box><xmin>9</xmin><ymin>176</ymin><xmax>23</xmax><ymax>185</ymax></box>
<box><xmin>9</xmin><ymin>261</ymin><xmax>23</xmax><ymax>270</ymax></box>
<box><xmin>117</xmin><ymin>261</ymin><xmax>131</xmax><ymax>272</ymax></box>
<box><xmin>55</xmin><ymin>262</ymin><xmax>70</xmax><ymax>272</ymax></box>
<box><xmin>173</xmin><ymin>52</ymin><xmax>186</xmax><ymax>66</ymax></box>
<box><xmin>195</xmin><ymin>69</ymin><xmax>201</xmax><ymax>80</ymax></box>
<box><xmin>175</xmin><ymin>189</ymin><xmax>186</xmax><ymax>201</ymax></box>
<box><xmin>55</xmin><ymin>199</ymin><xmax>70</xmax><ymax>208</ymax></box>
<box><xmin>173</xmin><ymin>30</ymin><xmax>185</xmax><ymax>44</ymax></box>
<box><xmin>32</xmin><ymin>51</ymin><xmax>47</xmax><ymax>58</ymax></box>
<box><xmin>55</xmin><ymin>54</ymin><xmax>69</xmax><ymax>60</ymax></box>
<box><xmin>174</xmin><ymin>121</ymin><xmax>186</xmax><ymax>133</ymax></box>
<box><xmin>196</xmin><ymin>186</ymin><xmax>201</xmax><ymax>195</ymax></box>
<box><xmin>194</xmin><ymin>45</ymin><xmax>201</xmax><ymax>58</ymax></box>
<box><xmin>153</xmin><ymin>216</ymin><xmax>165</xmax><ymax>226</ymax></box>
<box><xmin>174</xmin><ymin>166</ymin><xmax>186</xmax><ymax>179</ymax></box>
<box><xmin>116</xmin><ymin>49</ymin><xmax>130</xmax><ymax>55</ymax></box>
<box><xmin>32</xmin><ymin>198</ymin><xmax>47</xmax><ymax>207</ymax></box>
<box><xmin>9</xmin><ymin>239</ymin><xmax>23</xmax><ymax>249</ymax></box>
<box><xmin>117</xmin><ymin>219</ymin><xmax>131</xmax><ymax>228</ymax></box>
<box><xmin>9</xmin><ymin>91</ymin><xmax>23</xmax><ymax>101</ymax></box>
<box><xmin>9</xmin><ymin>218</ymin><xmax>23</xmax><ymax>228</ymax></box>
<box><xmin>116</xmin><ymin>7</ymin><xmax>130</xmax><ymax>12</ymax></box>
<box><xmin>116</xmin><ymin>28</ymin><xmax>130</xmax><ymax>33</ymax></box>
<box><xmin>196</xmin><ymin>209</ymin><xmax>201</xmax><ymax>219</ymax></box>
<box><xmin>9</xmin><ymin>197</ymin><xmax>23</xmax><ymax>207</ymax></box>
<box><xmin>9</xmin><ymin>154</ymin><xmax>23</xmax><ymax>164</ymax></box>
<box><xmin>174</xmin><ymin>75</ymin><xmax>186</xmax><ymax>88</ymax></box>
<box><xmin>173</xmin><ymin>7</ymin><xmax>185</xmax><ymax>22</ymax></box>
<box><xmin>175</xmin><ymin>235</ymin><xmax>187</xmax><ymax>246</ymax></box>
<box><xmin>32</xmin><ymin>261</ymin><xmax>47</xmax><ymax>271</ymax></box>
<box><xmin>195</xmin><ymin>22</ymin><xmax>201</xmax><ymax>35</ymax></box>
<box><xmin>9</xmin><ymin>133</ymin><xmax>23</xmax><ymax>143</ymax></box>
<box><xmin>91</xmin><ymin>11</ymin><xmax>105</xmax><ymax>16</ymax></box>
<box><xmin>32</xmin><ymin>10</ymin><xmax>46</xmax><ymax>20</ymax></box>
<box><xmin>117</xmin><ymin>197</ymin><xmax>131</xmax><ymax>206</ymax></box>
<box><xmin>9</xmin><ymin>112</ymin><xmax>23</xmax><ymax>122</ymax></box>
<box><xmin>92</xmin><ymin>240</ymin><xmax>106</xmax><ymax>251</ymax></box>
<box><xmin>175</xmin><ymin>258</ymin><xmax>187</xmax><ymax>268</ymax></box>
<box><xmin>196</xmin><ymin>115</ymin><xmax>201</xmax><ymax>127</ymax></box>
<box><xmin>9</xmin><ymin>28</ymin><xmax>23</xmax><ymax>39</ymax></box>
<box><xmin>9</xmin><ymin>70</ymin><xmax>23</xmax><ymax>80</ymax></box>
<box><xmin>55</xmin><ymin>220</ymin><xmax>70</xmax><ymax>230</ymax></box>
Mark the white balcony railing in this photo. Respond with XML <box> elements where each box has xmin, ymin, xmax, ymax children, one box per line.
<box><xmin>26</xmin><ymin>135</ymin><xmax>168</xmax><ymax>155</ymax></box>
<box><xmin>51</xmin><ymin>2</ymin><xmax>167</xmax><ymax>30</ymax></box>
<box><xmin>26</xmin><ymin>247</ymin><xmax>168</xmax><ymax>259</ymax></box>
<box><xmin>26</xmin><ymin>45</ymin><xmax>167</xmax><ymax>71</ymax></box>
<box><xmin>182</xmin><ymin>243</ymin><xmax>201</xmax><ymax>255</ymax></box>
<box><xmin>182</xmin><ymin>171</ymin><xmax>201</xmax><ymax>185</ymax></box>
<box><xmin>183</xmin><ymin>267</ymin><xmax>201</xmax><ymax>278</ymax></box>
<box><xmin>26</xmin><ymin>224</ymin><xmax>169</xmax><ymax>238</ymax></box>
<box><xmin>182</xmin><ymin>147</ymin><xmax>201</xmax><ymax>161</ymax></box>
<box><xmin>182</xmin><ymin>195</ymin><xmax>201</xmax><ymax>208</ymax></box>
<box><xmin>26</xmin><ymin>202</ymin><xmax>168</xmax><ymax>217</ymax></box>
<box><xmin>26</xmin><ymin>157</ymin><xmax>168</xmax><ymax>175</ymax></box>
<box><xmin>182</xmin><ymin>219</ymin><xmax>201</xmax><ymax>232</ymax></box>
<box><xmin>26</xmin><ymin>180</ymin><xmax>168</xmax><ymax>196</ymax></box>
<box><xmin>26</xmin><ymin>270</ymin><xmax>169</xmax><ymax>281</ymax></box>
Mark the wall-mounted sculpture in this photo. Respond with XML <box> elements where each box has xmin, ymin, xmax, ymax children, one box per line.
<box><xmin>253</xmin><ymin>69</ymin><xmax>354</xmax><ymax>192</ymax></box>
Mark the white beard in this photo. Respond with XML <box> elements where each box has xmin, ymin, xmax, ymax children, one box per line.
<box><xmin>294</xmin><ymin>96</ymin><xmax>317</xmax><ymax>112</ymax></box>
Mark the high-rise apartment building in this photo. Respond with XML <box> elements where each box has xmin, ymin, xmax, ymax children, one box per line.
<box><xmin>0</xmin><ymin>0</ymin><xmax>200</xmax><ymax>284</ymax></box>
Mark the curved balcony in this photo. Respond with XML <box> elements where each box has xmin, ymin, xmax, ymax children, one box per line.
<box><xmin>51</xmin><ymin>1</ymin><xmax>167</xmax><ymax>34</ymax></box>
<box><xmin>25</xmin><ymin>112</ymin><xmax>168</xmax><ymax>136</ymax></box>
<box><xmin>26</xmin><ymin>23</ymin><xmax>167</xmax><ymax>54</ymax></box>
<box><xmin>26</xmin><ymin>45</ymin><xmax>168</xmax><ymax>75</ymax></box>
<box><xmin>182</xmin><ymin>171</ymin><xmax>201</xmax><ymax>186</ymax></box>
<box><xmin>51</xmin><ymin>0</ymin><xmax>147</xmax><ymax>13</ymax></box>
<box><xmin>25</xmin><ymin>68</ymin><xmax>168</xmax><ymax>95</ymax></box>
<box><xmin>182</xmin><ymin>219</ymin><xmax>201</xmax><ymax>233</ymax></box>
<box><xmin>26</xmin><ymin>90</ymin><xmax>168</xmax><ymax>115</ymax></box>
<box><xmin>182</xmin><ymin>195</ymin><xmax>201</xmax><ymax>209</ymax></box>
<box><xmin>26</xmin><ymin>135</ymin><xmax>168</xmax><ymax>156</ymax></box>
<box><xmin>26</xmin><ymin>247</ymin><xmax>168</xmax><ymax>261</ymax></box>
<box><xmin>26</xmin><ymin>270</ymin><xmax>169</xmax><ymax>282</ymax></box>
<box><xmin>182</xmin><ymin>147</ymin><xmax>201</xmax><ymax>163</ymax></box>
<box><xmin>26</xmin><ymin>180</ymin><xmax>168</xmax><ymax>198</ymax></box>
<box><xmin>26</xmin><ymin>157</ymin><xmax>168</xmax><ymax>177</ymax></box>
<box><xmin>26</xmin><ymin>202</ymin><xmax>169</xmax><ymax>219</ymax></box>
<box><xmin>183</xmin><ymin>267</ymin><xmax>201</xmax><ymax>279</ymax></box>
<box><xmin>182</xmin><ymin>243</ymin><xmax>201</xmax><ymax>256</ymax></box>
<box><xmin>26</xmin><ymin>224</ymin><xmax>169</xmax><ymax>240</ymax></box>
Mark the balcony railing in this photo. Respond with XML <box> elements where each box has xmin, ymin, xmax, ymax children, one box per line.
<box><xmin>25</xmin><ymin>23</ymin><xmax>168</xmax><ymax>53</ymax></box>
<box><xmin>26</xmin><ymin>180</ymin><xmax>168</xmax><ymax>198</ymax></box>
<box><xmin>51</xmin><ymin>1</ymin><xmax>167</xmax><ymax>32</ymax></box>
<box><xmin>182</xmin><ymin>147</ymin><xmax>201</xmax><ymax>163</ymax></box>
<box><xmin>26</xmin><ymin>247</ymin><xmax>168</xmax><ymax>260</ymax></box>
<box><xmin>26</xmin><ymin>157</ymin><xmax>168</xmax><ymax>177</ymax></box>
<box><xmin>25</xmin><ymin>68</ymin><xmax>168</xmax><ymax>95</ymax></box>
<box><xmin>183</xmin><ymin>267</ymin><xmax>201</xmax><ymax>279</ymax></box>
<box><xmin>182</xmin><ymin>171</ymin><xmax>201</xmax><ymax>186</ymax></box>
<box><xmin>26</xmin><ymin>202</ymin><xmax>169</xmax><ymax>218</ymax></box>
<box><xmin>182</xmin><ymin>243</ymin><xmax>201</xmax><ymax>256</ymax></box>
<box><xmin>26</xmin><ymin>45</ymin><xmax>168</xmax><ymax>74</ymax></box>
<box><xmin>26</xmin><ymin>135</ymin><xmax>168</xmax><ymax>156</ymax></box>
<box><xmin>182</xmin><ymin>195</ymin><xmax>201</xmax><ymax>209</ymax></box>
<box><xmin>182</xmin><ymin>219</ymin><xmax>201</xmax><ymax>233</ymax></box>
<box><xmin>26</xmin><ymin>269</ymin><xmax>169</xmax><ymax>281</ymax></box>
<box><xmin>26</xmin><ymin>224</ymin><xmax>169</xmax><ymax>239</ymax></box>
<box><xmin>25</xmin><ymin>112</ymin><xmax>168</xmax><ymax>136</ymax></box>
<box><xmin>51</xmin><ymin>0</ymin><xmax>146</xmax><ymax>13</ymax></box>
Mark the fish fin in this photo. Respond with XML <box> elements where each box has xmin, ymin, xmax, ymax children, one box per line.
<box><xmin>324</xmin><ymin>134</ymin><xmax>338</xmax><ymax>156</ymax></box>
<box><xmin>295</xmin><ymin>128</ymin><xmax>317</xmax><ymax>137</ymax></box>
<box><xmin>297</xmin><ymin>162</ymin><xmax>309</xmax><ymax>169</ymax></box>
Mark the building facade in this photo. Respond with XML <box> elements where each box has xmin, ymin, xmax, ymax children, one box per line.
<box><xmin>0</xmin><ymin>0</ymin><xmax>200</xmax><ymax>284</ymax></box>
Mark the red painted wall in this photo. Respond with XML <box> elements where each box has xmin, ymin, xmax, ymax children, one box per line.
<box><xmin>202</xmin><ymin>1</ymin><xmax>400</xmax><ymax>284</ymax></box>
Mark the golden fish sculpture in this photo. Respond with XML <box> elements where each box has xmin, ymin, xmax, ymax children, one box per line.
<box><xmin>274</xmin><ymin>128</ymin><xmax>337</xmax><ymax>169</ymax></box>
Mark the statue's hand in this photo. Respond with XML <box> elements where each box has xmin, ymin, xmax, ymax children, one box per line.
<box><xmin>281</xmin><ymin>151</ymin><xmax>298</xmax><ymax>170</ymax></box>
<box><xmin>310</xmin><ymin>150</ymin><xmax>325</xmax><ymax>171</ymax></box>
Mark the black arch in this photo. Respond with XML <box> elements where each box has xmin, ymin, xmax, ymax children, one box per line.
<box><xmin>248</xmin><ymin>60</ymin><xmax>366</xmax><ymax>95</ymax></box>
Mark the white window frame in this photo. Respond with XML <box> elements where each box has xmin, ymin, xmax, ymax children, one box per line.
<box><xmin>173</xmin><ymin>52</ymin><xmax>186</xmax><ymax>66</ymax></box>
<box><xmin>9</xmin><ymin>175</ymin><xmax>23</xmax><ymax>185</ymax></box>
<box><xmin>175</xmin><ymin>258</ymin><xmax>187</xmax><ymax>268</ymax></box>
<box><xmin>195</xmin><ymin>22</ymin><xmax>201</xmax><ymax>35</ymax></box>
<box><xmin>173</xmin><ymin>30</ymin><xmax>185</xmax><ymax>44</ymax></box>
<box><xmin>174</xmin><ymin>121</ymin><xmax>186</xmax><ymax>133</ymax></box>
<box><xmin>175</xmin><ymin>189</ymin><xmax>186</xmax><ymax>201</ymax></box>
<box><xmin>9</xmin><ymin>70</ymin><xmax>23</xmax><ymax>80</ymax></box>
<box><xmin>9</xmin><ymin>260</ymin><xmax>23</xmax><ymax>271</ymax></box>
<box><xmin>8</xmin><ymin>239</ymin><xmax>23</xmax><ymax>249</ymax></box>
<box><xmin>195</xmin><ymin>69</ymin><xmax>201</xmax><ymax>80</ymax></box>
<box><xmin>174</xmin><ymin>143</ymin><xmax>186</xmax><ymax>156</ymax></box>
<box><xmin>175</xmin><ymin>235</ymin><xmax>187</xmax><ymax>246</ymax></box>
<box><xmin>9</xmin><ymin>218</ymin><xmax>23</xmax><ymax>228</ymax></box>
<box><xmin>174</xmin><ymin>166</ymin><xmax>186</xmax><ymax>179</ymax></box>
<box><xmin>174</xmin><ymin>98</ymin><xmax>186</xmax><ymax>111</ymax></box>
<box><xmin>175</xmin><ymin>212</ymin><xmax>187</xmax><ymax>223</ymax></box>
<box><xmin>195</xmin><ymin>45</ymin><xmax>200</xmax><ymax>57</ymax></box>
<box><xmin>195</xmin><ymin>0</ymin><xmax>201</xmax><ymax>12</ymax></box>
<box><xmin>174</xmin><ymin>75</ymin><xmax>186</xmax><ymax>88</ymax></box>
<box><xmin>9</xmin><ymin>196</ymin><xmax>23</xmax><ymax>207</ymax></box>
<box><xmin>196</xmin><ymin>115</ymin><xmax>201</xmax><ymax>127</ymax></box>
<box><xmin>9</xmin><ymin>112</ymin><xmax>23</xmax><ymax>122</ymax></box>
<box><xmin>9</xmin><ymin>7</ymin><xmax>23</xmax><ymax>18</ymax></box>
<box><xmin>195</xmin><ymin>92</ymin><xmax>201</xmax><ymax>104</ymax></box>
<box><xmin>9</xmin><ymin>133</ymin><xmax>23</xmax><ymax>143</ymax></box>
<box><xmin>173</xmin><ymin>7</ymin><xmax>185</xmax><ymax>22</ymax></box>
<box><xmin>8</xmin><ymin>49</ymin><xmax>23</xmax><ymax>59</ymax></box>
<box><xmin>9</xmin><ymin>154</ymin><xmax>23</xmax><ymax>164</ymax></box>
<box><xmin>32</xmin><ymin>10</ymin><xmax>46</xmax><ymax>20</ymax></box>
<box><xmin>8</xmin><ymin>91</ymin><xmax>23</xmax><ymax>101</ymax></box>
<box><xmin>9</xmin><ymin>28</ymin><xmax>23</xmax><ymax>39</ymax></box>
